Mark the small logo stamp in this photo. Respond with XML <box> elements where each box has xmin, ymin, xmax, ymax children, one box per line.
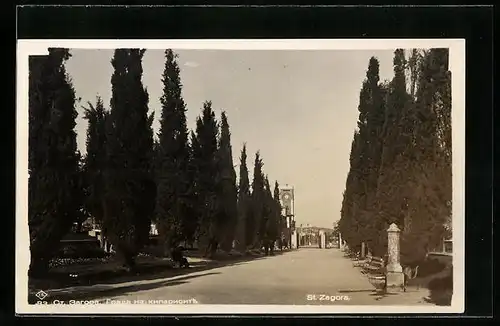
<box><xmin>35</xmin><ymin>290</ymin><xmax>48</xmax><ymax>300</ymax></box>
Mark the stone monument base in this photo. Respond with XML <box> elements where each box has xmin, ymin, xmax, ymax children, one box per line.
<box><xmin>386</xmin><ymin>271</ymin><xmax>405</xmax><ymax>292</ymax></box>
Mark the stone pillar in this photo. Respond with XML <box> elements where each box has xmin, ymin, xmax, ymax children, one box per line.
<box><xmin>361</xmin><ymin>242</ymin><xmax>366</xmax><ymax>258</ymax></box>
<box><xmin>318</xmin><ymin>231</ymin><xmax>324</xmax><ymax>248</ymax></box>
<box><xmin>291</xmin><ymin>230</ymin><xmax>298</xmax><ymax>248</ymax></box>
<box><xmin>386</xmin><ymin>223</ymin><xmax>404</xmax><ymax>291</ymax></box>
<box><xmin>338</xmin><ymin>233</ymin><xmax>343</xmax><ymax>249</ymax></box>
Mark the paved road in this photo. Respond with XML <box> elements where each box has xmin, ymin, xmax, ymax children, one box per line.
<box><xmin>96</xmin><ymin>248</ymin><xmax>433</xmax><ymax>305</ymax></box>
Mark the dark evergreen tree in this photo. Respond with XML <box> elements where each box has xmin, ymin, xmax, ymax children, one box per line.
<box><xmin>188</xmin><ymin>130</ymin><xmax>201</xmax><ymax>247</ymax></box>
<box><xmin>339</xmin><ymin>81</ymin><xmax>372</xmax><ymax>251</ymax></box>
<box><xmin>129</xmin><ymin>50</ymin><xmax>156</xmax><ymax>252</ymax></box>
<box><xmin>339</xmin><ymin>57</ymin><xmax>387</xmax><ymax>255</ymax></box>
<box><xmin>217</xmin><ymin>111</ymin><xmax>238</xmax><ymax>252</ymax></box>
<box><xmin>338</xmin><ymin>130</ymin><xmax>363</xmax><ymax>250</ymax></box>
<box><xmin>263</xmin><ymin>176</ymin><xmax>279</xmax><ymax>254</ymax></box>
<box><xmin>155</xmin><ymin>49</ymin><xmax>192</xmax><ymax>255</ymax></box>
<box><xmin>372</xmin><ymin>49</ymin><xmax>413</xmax><ymax>255</ymax></box>
<box><xmin>249</xmin><ymin>151</ymin><xmax>265</xmax><ymax>249</ymax></box>
<box><xmin>235</xmin><ymin>143</ymin><xmax>250</xmax><ymax>252</ymax></box>
<box><xmin>400</xmin><ymin>48</ymin><xmax>452</xmax><ymax>262</ymax></box>
<box><xmin>360</xmin><ymin>57</ymin><xmax>387</xmax><ymax>255</ymax></box>
<box><xmin>104</xmin><ymin>49</ymin><xmax>154</xmax><ymax>269</ymax></box>
<box><xmin>28</xmin><ymin>49</ymin><xmax>82</xmax><ymax>276</ymax></box>
<box><xmin>340</xmin><ymin>49</ymin><xmax>451</xmax><ymax>262</ymax></box>
<box><xmin>193</xmin><ymin>101</ymin><xmax>219</xmax><ymax>257</ymax></box>
<box><xmin>273</xmin><ymin>181</ymin><xmax>283</xmax><ymax>249</ymax></box>
<box><xmin>82</xmin><ymin>96</ymin><xmax>109</xmax><ymax>233</ymax></box>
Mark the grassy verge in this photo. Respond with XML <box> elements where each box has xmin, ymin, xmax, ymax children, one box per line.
<box><xmin>407</xmin><ymin>258</ymin><xmax>453</xmax><ymax>306</ymax></box>
<box><xmin>426</xmin><ymin>270</ymin><xmax>453</xmax><ymax>306</ymax></box>
<box><xmin>346</xmin><ymin>252</ymin><xmax>453</xmax><ymax>305</ymax></box>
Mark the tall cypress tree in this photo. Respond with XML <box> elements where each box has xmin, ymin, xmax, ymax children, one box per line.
<box><xmin>82</xmin><ymin>96</ymin><xmax>109</xmax><ymax>231</ymax></box>
<box><xmin>191</xmin><ymin>122</ymin><xmax>203</xmax><ymax>248</ymax></box>
<box><xmin>339</xmin><ymin>81</ymin><xmax>373</xmax><ymax>251</ymax></box>
<box><xmin>250</xmin><ymin>151</ymin><xmax>265</xmax><ymax>249</ymax></box>
<box><xmin>273</xmin><ymin>181</ymin><xmax>283</xmax><ymax>249</ymax></box>
<box><xmin>28</xmin><ymin>48</ymin><xmax>82</xmax><ymax>276</ymax></box>
<box><xmin>235</xmin><ymin>144</ymin><xmax>250</xmax><ymax>252</ymax></box>
<box><xmin>339</xmin><ymin>57</ymin><xmax>387</xmax><ymax>254</ymax></box>
<box><xmin>349</xmin><ymin>58</ymin><xmax>386</xmax><ymax>255</ymax></box>
<box><xmin>193</xmin><ymin>101</ymin><xmax>219</xmax><ymax>257</ymax></box>
<box><xmin>339</xmin><ymin>130</ymin><xmax>363</xmax><ymax>250</ymax></box>
<box><xmin>217</xmin><ymin>111</ymin><xmax>238</xmax><ymax>252</ymax></box>
<box><xmin>372</xmin><ymin>49</ymin><xmax>413</xmax><ymax>254</ymax></box>
<box><xmin>155</xmin><ymin>49</ymin><xmax>191</xmax><ymax>254</ymax></box>
<box><xmin>188</xmin><ymin>130</ymin><xmax>201</xmax><ymax>247</ymax></box>
<box><xmin>263</xmin><ymin>175</ymin><xmax>278</xmax><ymax>254</ymax></box>
<box><xmin>104</xmin><ymin>49</ymin><xmax>154</xmax><ymax>268</ymax></box>
<box><xmin>361</xmin><ymin>58</ymin><xmax>387</xmax><ymax>255</ymax></box>
<box><xmin>128</xmin><ymin>49</ymin><xmax>156</xmax><ymax>253</ymax></box>
<box><xmin>400</xmin><ymin>49</ymin><xmax>452</xmax><ymax>262</ymax></box>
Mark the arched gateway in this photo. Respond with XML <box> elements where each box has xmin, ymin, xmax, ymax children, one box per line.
<box><xmin>297</xmin><ymin>224</ymin><xmax>333</xmax><ymax>248</ymax></box>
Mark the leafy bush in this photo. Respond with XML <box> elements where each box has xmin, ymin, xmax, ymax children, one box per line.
<box><xmin>428</xmin><ymin>270</ymin><xmax>453</xmax><ymax>306</ymax></box>
<box><xmin>417</xmin><ymin>258</ymin><xmax>447</xmax><ymax>277</ymax></box>
<box><xmin>428</xmin><ymin>267</ymin><xmax>453</xmax><ymax>291</ymax></box>
<box><xmin>49</xmin><ymin>256</ymin><xmax>111</xmax><ymax>269</ymax></box>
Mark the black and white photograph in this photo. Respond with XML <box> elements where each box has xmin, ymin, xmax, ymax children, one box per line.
<box><xmin>16</xmin><ymin>39</ymin><xmax>465</xmax><ymax>314</ymax></box>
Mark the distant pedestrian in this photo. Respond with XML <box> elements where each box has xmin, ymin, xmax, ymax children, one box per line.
<box><xmin>171</xmin><ymin>246</ymin><xmax>189</xmax><ymax>268</ymax></box>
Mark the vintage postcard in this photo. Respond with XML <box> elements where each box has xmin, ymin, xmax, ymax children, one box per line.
<box><xmin>16</xmin><ymin>39</ymin><xmax>465</xmax><ymax>315</ymax></box>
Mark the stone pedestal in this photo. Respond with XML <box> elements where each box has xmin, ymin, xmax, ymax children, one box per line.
<box><xmin>291</xmin><ymin>230</ymin><xmax>298</xmax><ymax>248</ymax></box>
<box><xmin>386</xmin><ymin>223</ymin><xmax>404</xmax><ymax>290</ymax></box>
<box><xmin>386</xmin><ymin>271</ymin><xmax>405</xmax><ymax>292</ymax></box>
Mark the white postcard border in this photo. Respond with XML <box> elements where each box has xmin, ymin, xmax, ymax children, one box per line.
<box><xmin>16</xmin><ymin>39</ymin><xmax>466</xmax><ymax>315</ymax></box>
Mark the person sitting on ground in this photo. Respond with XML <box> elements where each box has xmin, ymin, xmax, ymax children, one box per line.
<box><xmin>171</xmin><ymin>246</ymin><xmax>189</xmax><ymax>268</ymax></box>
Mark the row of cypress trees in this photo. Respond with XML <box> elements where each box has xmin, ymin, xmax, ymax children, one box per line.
<box><xmin>28</xmin><ymin>48</ymin><xmax>286</xmax><ymax>276</ymax></box>
<box><xmin>338</xmin><ymin>48</ymin><xmax>452</xmax><ymax>263</ymax></box>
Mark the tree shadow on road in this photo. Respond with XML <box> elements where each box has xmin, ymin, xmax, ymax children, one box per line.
<box><xmin>28</xmin><ymin>250</ymin><xmax>293</xmax><ymax>304</ymax></box>
<box><xmin>31</xmin><ymin>249</ymin><xmax>291</xmax><ymax>290</ymax></box>
<box><xmin>370</xmin><ymin>291</ymin><xmax>400</xmax><ymax>301</ymax></box>
<box><xmin>338</xmin><ymin>289</ymin><xmax>375</xmax><ymax>293</ymax></box>
<box><xmin>28</xmin><ymin>272</ymin><xmax>221</xmax><ymax>304</ymax></box>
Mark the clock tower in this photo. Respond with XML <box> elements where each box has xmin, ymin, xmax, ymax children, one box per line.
<box><xmin>279</xmin><ymin>186</ymin><xmax>296</xmax><ymax>248</ymax></box>
<box><xmin>280</xmin><ymin>187</ymin><xmax>294</xmax><ymax>219</ymax></box>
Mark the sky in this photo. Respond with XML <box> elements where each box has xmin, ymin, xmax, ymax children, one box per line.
<box><xmin>65</xmin><ymin>49</ymin><xmax>395</xmax><ymax>229</ymax></box>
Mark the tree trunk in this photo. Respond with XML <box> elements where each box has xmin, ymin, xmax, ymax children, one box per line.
<box><xmin>220</xmin><ymin>232</ymin><xmax>233</xmax><ymax>252</ymax></box>
<box><xmin>270</xmin><ymin>240</ymin><xmax>275</xmax><ymax>255</ymax></box>
<box><xmin>163</xmin><ymin>240</ymin><xmax>172</xmax><ymax>259</ymax></box>
<box><xmin>119</xmin><ymin>245</ymin><xmax>137</xmax><ymax>272</ymax></box>
<box><xmin>209</xmin><ymin>238</ymin><xmax>218</xmax><ymax>258</ymax></box>
<box><xmin>76</xmin><ymin>221</ymin><xmax>83</xmax><ymax>233</ymax></box>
